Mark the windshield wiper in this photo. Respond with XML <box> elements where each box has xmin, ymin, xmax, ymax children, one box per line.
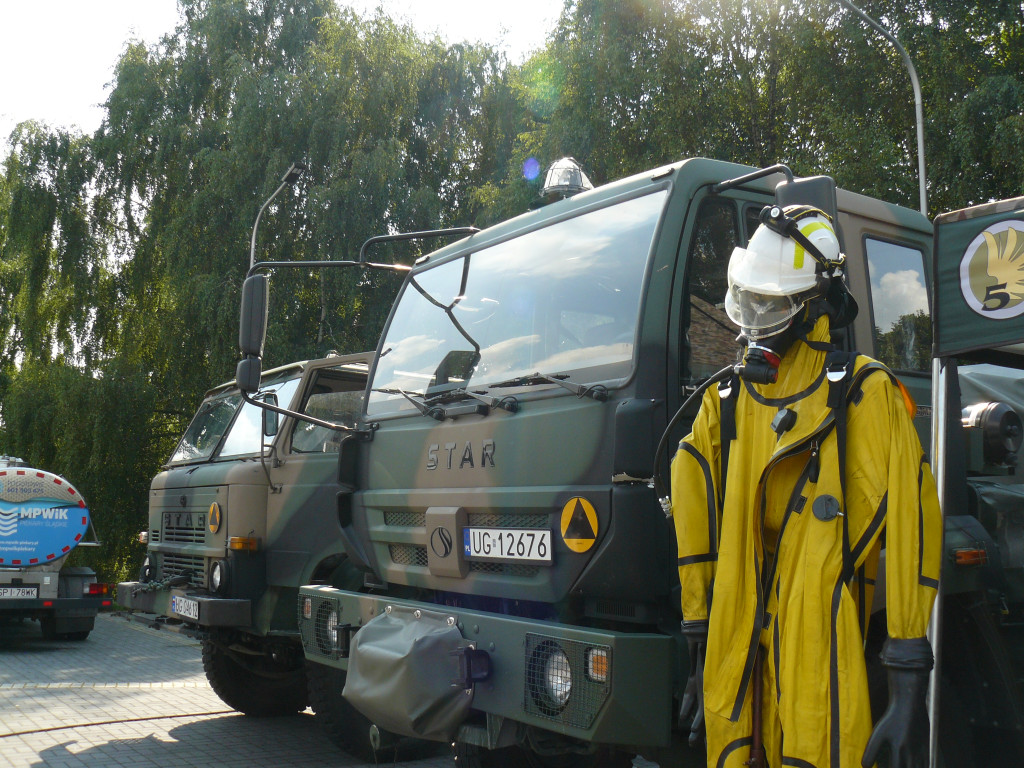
<box><xmin>373</xmin><ymin>387</ymin><xmax>446</xmax><ymax>421</ymax></box>
<box><xmin>427</xmin><ymin>387</ymin><xmax>519</xmax><ymax>414</ymax></box>
<box><xmin>486</xmin><ymin>372</ymin><xmax>608</xmax><ymax>401</ymax></box>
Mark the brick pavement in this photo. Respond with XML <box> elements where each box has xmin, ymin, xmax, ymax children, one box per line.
<box><xmin>0</xmin><ymin>613</ymin><xmax>451</xmax><ymax>768</ymax></box>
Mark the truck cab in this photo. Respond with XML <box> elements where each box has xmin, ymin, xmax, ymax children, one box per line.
<box><xmin>117</xmin><ymin>352</ymin><xmax>370</xmax><ymax>715</ymax></box>
<box><xmin>291</xmin><ymin>158</ymin><xmax>975</xmax><ymax>763</ymax></box>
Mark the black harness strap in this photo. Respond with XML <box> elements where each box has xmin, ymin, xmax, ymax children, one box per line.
<box><xmin>718</xmin><ymin>374</ymin><xmax>739</xmax><ymax>509</ymax></box>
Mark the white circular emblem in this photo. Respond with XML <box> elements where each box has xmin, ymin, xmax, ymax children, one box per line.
<box><xmin>959</xmin><ymin>219</ymin><xmax>1024</xmax><ymax>319</ymax></box>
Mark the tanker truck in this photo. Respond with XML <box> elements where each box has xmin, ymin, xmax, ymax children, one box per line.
<box><xmin>231</xmin><ymin>157</ymin><xmax>1023</xmax><ymax>766</ymax></box>
<box><xmin>0</xmin><ymin>456</ymin><xmax>109</xmax><ymax>640</ymax></box>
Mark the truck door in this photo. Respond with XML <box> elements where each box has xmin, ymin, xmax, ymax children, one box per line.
<box><xmin>264</xmin><ymin>362</ymin><xmax>367</xmax><ymax>591</ymax></box>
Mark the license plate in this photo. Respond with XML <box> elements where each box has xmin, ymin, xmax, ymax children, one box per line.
<box><xmin>0</xmin><ymin>586</ymin><xmax>38</xmax><ymax>599</ymax></box>
<box><xmin>171</xmin><ymin>595</ymin><xmax>200</xmax><ymax>620</ymax></box>
<box><xmin>463</xmin><ymin>528</ymin><xmax>552</xmax><ymax>564</ymax></box>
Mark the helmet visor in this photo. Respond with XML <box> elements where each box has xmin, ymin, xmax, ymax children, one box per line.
<box><xmin>724</xmin><ymin>284</ymin><xmax>804</xmax><ymax>339</ymax></box>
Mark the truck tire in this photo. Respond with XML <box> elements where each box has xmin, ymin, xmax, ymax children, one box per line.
<box><xmin>201</xmin><ymin>637</ymin><xmax>307</xmax><ymax>716</ymax></box>
<box><xmin>307</xmin><ymin>663</ymin><xmax>384</xmax><ymax>760</ymax></box>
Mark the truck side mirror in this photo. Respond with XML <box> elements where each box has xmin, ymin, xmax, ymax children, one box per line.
<box><xmin>775</xmin><ymin>175</ymin><xmax>839</xmax><ymax>233</ymax></box>
<box><xmin>262</xmin><ymin>393</ymin><xmax>279</xmax><ymax>437</ymax></box>
<box><xmin>236</xmin><ymin>357</ymin><xmax>262</xmax><ymax>395</ymax></box>
<box><xmin>240</xmin><ymin>275</ymin><xmax>269</xmax><ymax>358</ymax></box>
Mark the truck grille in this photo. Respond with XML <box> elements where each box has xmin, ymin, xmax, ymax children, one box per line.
<box><xmin>383</xmin><ymin>512</ymin><xmax>548</xmax><ymax>577</ymax></box>
<box><xmin>384</xmin><ymin>511</ymin><xmax>424</xmax><ymax>527</ymax></box>
<box><xmin>470</xmin><ymin>562</ymin><xmax>539</xmax><ymax>577</ymax></box>
<box><xmin>162</xmin><ymin>515</ymin><xmax>206</xmax><ymax>543</ymax></box>
<box><xmin>160</xmin><ymin>554</ymin><xmax>207</xmax><ymax>588</ymax></box>
<box><xmin>469</xmin><ymin>512</ymin><xmax>548</xmax><ymax>528</ymax></box>
<box><xmin>389</xmin><ymin>544</ymin><xmax>428</xmax><ymax>567</ymax></box>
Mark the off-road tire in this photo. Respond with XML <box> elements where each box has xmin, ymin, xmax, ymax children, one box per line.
<box><xmin>201</xmin><ymin>637</ymin><xmax>307</xmax><ymax>716</ymax></box>
<box><xmin>306</xmin><ymin>663</ymin><xmax>382</xmax><ymax>760</ymax></box>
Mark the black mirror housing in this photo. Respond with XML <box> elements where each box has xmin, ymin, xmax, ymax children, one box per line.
<box><xmin>240</xmin><ymin>275</ymin><xmax>269</xmax><ymax>358</ymax></box>
<box><xmin>236</xmin><ymin>356</ymin><xmax>262</xmax><ymax>395</ymax></box>
<box><xmin>775</xmin><ymin>176</ymin><xmax>839</xmax><ymax>232</ymax></box>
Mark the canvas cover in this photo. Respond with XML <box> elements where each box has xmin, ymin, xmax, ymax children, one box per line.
<box><xmin>933</xmin><ymin>197</ymin><xmax>1024</xmax><ymax>359</ymax></box>
<box><xmin>343</xmin><ymin>603</ymin><xmax>472</xmax><ymax>741</ymax></box>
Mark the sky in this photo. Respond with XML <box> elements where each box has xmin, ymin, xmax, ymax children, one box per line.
<box><xmin>0</xmin><ymin>0</ymin><xmax>561</xmax><ymax>152</ymax></box>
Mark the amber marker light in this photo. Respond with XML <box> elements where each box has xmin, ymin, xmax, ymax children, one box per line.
<box><xmin>586</xmin><ymin>648</ymin><xmax>610</xmax><ymax>683</ymax></box>
<box><xmin>228</xmin><ymin>536</ymin><xmax>260</xmax><ymax>552</ymax></box>
<box><xmin>953</xmin><ymin>548</ymin><xmax>988</xmax><ymax>567</ymax></box>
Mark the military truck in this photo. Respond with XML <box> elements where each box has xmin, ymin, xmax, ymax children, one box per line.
<box><xmin>0</xmin><ymin>456</ymin><xmax>110</xmax><ymax>640</ymax></box>
<box><xmin>117</xmin><ymin>353</ymin><xmax>370</xmax><ymax>716</ymax></box>
<box><xmin>232</xmin><ymin>157</ymin><xmax>1023</xmax><ymax>765</ymax></box>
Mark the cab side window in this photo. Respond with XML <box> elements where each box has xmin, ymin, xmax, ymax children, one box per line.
<box><xmin>865</xmin><ymin>238</ymin><xmax>931</xmax><ymax>372</ymax></box>
<box><xmin>290</xmin><ymin>370</ymin><xmax>366</xmax><ymax>454</ymax></box>
<box><xmin>685</xmin><ymin>197</ymin><xmax>742</xmax><ymax>382</ymax></box>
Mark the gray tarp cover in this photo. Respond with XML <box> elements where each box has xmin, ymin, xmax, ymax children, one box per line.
<box><xmin>343</xmin><ymin>604</ymin><xmax>473</xmax><ymax>740</ymax></box>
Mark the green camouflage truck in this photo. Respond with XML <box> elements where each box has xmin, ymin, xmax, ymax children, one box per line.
<box><xmin>116</xmin><ymin>353</ymin><xmax>370</xmax><ymax>715</ymax></box>
<box><xmin>234</xmin><ymin>158</ymin><xmax>1022</xmax><ymax>765</ymax></box>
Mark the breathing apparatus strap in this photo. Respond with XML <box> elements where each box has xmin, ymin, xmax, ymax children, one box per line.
<box><xmin>827</xmin><ymin>350</ymin><xmax>855</xmax><ymax>584</ymax></box>
<box><xmin>830</xmin><ymin>354</ymin><xmax>895</xmax><ymax>584</ymax></box>
<box><xmin>718</xmin><ymin>375</ymin><xmax>740</xmax><ymax>508</ymax></box>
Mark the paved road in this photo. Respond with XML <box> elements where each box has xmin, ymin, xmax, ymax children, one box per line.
<box><xmin>0</xmin><ymin>613</ymin><xmax>450</xmax><ymax>768</ymax></box>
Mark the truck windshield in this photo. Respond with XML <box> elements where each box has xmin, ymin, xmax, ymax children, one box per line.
<box><xmin>367</xmin><ymin>190</ymin><xmax>668</xmax><ymax>415</ymax></box>
<box><xmin>168</xmin><ymin>373</ymin><xmax>301</xmax><ymax>463</ymax></box>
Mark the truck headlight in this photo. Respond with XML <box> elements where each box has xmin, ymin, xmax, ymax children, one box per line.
<box><xmin>327</xmin><ymin>609</ymin><xmax>340</xmax><ymax>647</ymax></box>
<box><xmin>529</xmin><ymin>640</ymin><xmax>572</xmax><ymax>713</ymax></box>
<box><xmin>545</xmin><ymin>647</ymin><xmax>572</xmax><ymax>707</ymax></box>
<box><xmin>209</xmin><ymin>560</ymin><xmax>228</xmax><ymax>594</ymax></box>
<box><xmin>315</xmin><ymin>603</ymin><xmax>342</xmax><ymax>655</ymax></box>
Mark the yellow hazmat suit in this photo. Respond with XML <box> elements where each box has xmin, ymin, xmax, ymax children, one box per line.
<box><xmin>670</xmin><ymin>316</ymin><xmax>941</xmax><ymax>768</ymax></box>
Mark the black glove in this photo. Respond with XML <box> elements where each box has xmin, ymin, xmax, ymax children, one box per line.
<box><xmin>862</xmin><ymin>637</ymin><xmax>933</xmax><ymax>768</ymax></box>
<box><xmin>678</xmin><ymin>620</ymin><xmax>708</xmax><ymax>748</ymax></box>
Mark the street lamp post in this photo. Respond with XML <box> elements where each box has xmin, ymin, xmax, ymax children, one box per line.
<box><xmin>836</xmin><ymin>5</ymin><xmax>941</xmax><ymax>768</ymax></box>
<box><xmin>836</xmin><ymin>0</ymin><xmax>927</xmax><ymax>217</ymax></box>
<box><xmin>249</xmin><ymin>162</ymin><xmax>307</xmax><ymax>270</ymax></box>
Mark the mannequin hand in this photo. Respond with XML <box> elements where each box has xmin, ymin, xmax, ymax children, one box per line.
<box><xmin>862</xmin><ymin>638</ymin><xmax>933</xmax><ymax>768</ymax></box>
<box><xmin>678</xmin><ymin>621</ymin><xmax>708</xmax><ymax>748</ymax></box>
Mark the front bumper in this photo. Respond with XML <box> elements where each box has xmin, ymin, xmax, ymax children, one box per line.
<box><xmin>298</xmin><ymin>586</ymin><xmax>674</xmax><ymax>748</ymax></box>
<box><xmin>117</xmin><ymin>582</ymin><xmax>250</xmax><ymax>627</ymax></box>
<box><xmin>0</xmin><ymin>596</ymin><xmax>106</xmax><ymax>617</ymax></box>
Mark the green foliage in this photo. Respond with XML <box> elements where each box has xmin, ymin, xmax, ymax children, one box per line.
<box><xmin>2</xmin><ymin>0</ymin><xmax>1024</xmax><ymax>578</ymax></box>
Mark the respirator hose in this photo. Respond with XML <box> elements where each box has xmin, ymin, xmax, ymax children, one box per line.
<box><xmin>650</xmin><ymin>364</ymin><xmax>736</xmax><ymax>515</ymax></box>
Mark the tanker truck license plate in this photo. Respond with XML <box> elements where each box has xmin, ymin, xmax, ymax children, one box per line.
<box><xmin>463</xmin><ymin>528</ymin><xmax>552</xmax><ymax>564</ymax></box>
<box><xmin>171</xmin><ymin>595</ymin><xmax>200</xmax><ymax>620</ymax></box>
<box><xmin>0</xmin><ymin>587</ymin><xmax>38</xmax><ymax>598</ymax></box>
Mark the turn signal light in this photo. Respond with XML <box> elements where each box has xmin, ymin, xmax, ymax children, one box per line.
<box><xmin>954</xmin><ymin>548</ymin><xmax>988</xmax><ymax>566</ymax></box>
<box><xmin>586</xmin><ymin>648</ymin><xmax>610</xmax><ymax>683</ymax></box>
<box><xmin>84</xmin><ymin>582</ymin><xmax>110</xmax><ymax>596</ymax></box>
<box><xmin>229</xmin><ymin>536</ymin><xmax>260</xmax><ymax>552</ymax></box>
<box><xmin>303</xmin><ymin>597</ymin><xmax>312</xmax><ymax>620</ymax></box>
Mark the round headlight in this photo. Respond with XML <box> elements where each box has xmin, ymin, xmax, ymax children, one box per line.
<box><xmin>210</xmin><ymin>560</ymin><xmax>224</xmax><ymax>592</ymax></box>
<box><xmin>327</xmin><ymin>609</ymin><xmax>340</xmax><ymax>647</ymax></box>
<box><xmin>544</xmin><ymin>647</ymin><xmax>572</xmax><ymax>708</ymax></box>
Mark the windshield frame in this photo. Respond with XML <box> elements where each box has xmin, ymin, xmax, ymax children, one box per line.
<box><xmin>166</xmin><ymin>370</ymin><xmax>303</xmax><ymax>466</ymax></box>
<box><xmin>365</xmin><ymin>184</ymin><xmax>672</xmax><ymax>419</ymax></box>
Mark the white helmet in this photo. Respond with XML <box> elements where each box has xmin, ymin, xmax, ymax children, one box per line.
<box><xmin>724</xmin><ymin>204</ymin><xmax>843</xmax><ymax>340</ymax></box>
